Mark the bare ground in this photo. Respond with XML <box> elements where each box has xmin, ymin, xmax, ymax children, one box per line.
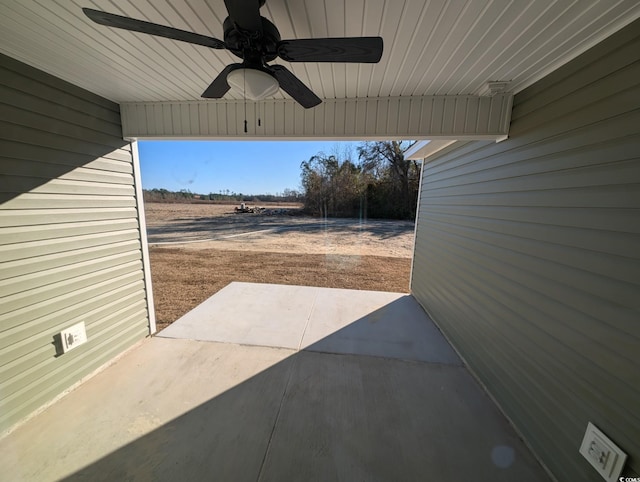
<box><xmin>145</xmin><ymin>202</ymin><xmax>414</xmax><ymax>330</ymax></box>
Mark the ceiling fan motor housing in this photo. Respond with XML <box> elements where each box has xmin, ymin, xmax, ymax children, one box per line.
<box><xmin>223</xmin><ymin>16</ymin><xmax>281</xmax><ymax>64</ymax></box>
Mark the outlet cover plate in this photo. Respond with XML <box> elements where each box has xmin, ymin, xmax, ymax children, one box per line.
<box><xmin>579</xmin><ymin>422</ymin><xmax>627</xmax><ymax>482</ymax></box>
<box><xmin>60</xmin><ymin>322</ymin><xmax>87</xmax><ymax>353</ymax></box>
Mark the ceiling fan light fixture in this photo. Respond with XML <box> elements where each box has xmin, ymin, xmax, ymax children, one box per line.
<box><xmin>227</xmin><ymin>68</ymin><xmax>279</xmax><ymax>101</ymax></box>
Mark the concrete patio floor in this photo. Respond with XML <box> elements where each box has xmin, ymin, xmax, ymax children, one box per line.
<box><xmin>0</xmin><ymin>282</ymin><xmax>550</xmax><ymax>481</ymax></box>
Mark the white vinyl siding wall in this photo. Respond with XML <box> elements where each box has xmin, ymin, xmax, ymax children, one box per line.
<box><xmin>0</xmin><ymin>54</ymin><xmax>150</xmax><ymax>433</ymax></box>
<box><xmin>120</xmin><ymin>94</ymin><xmax>512</xmax><ymax>140</ymax></box>
<box><xmin>410</xmin><ymin>20</ymin><xmax>640</xmax><ymax>481</ymax></box>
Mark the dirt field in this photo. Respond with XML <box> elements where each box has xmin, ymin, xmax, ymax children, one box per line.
<box><xmin>145</xmin><ymin>202</ymin><xmax>415</xmax><ymax>330</ymax></box>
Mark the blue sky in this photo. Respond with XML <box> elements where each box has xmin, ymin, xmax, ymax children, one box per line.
<box><xmin>138</xmin><ymin>140</ymin><xmax>362</xmax><ymax>195</ymax></box>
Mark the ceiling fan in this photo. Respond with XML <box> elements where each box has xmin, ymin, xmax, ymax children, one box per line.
<box><xmin>83</xmin><ymin>0</ymin><xmax>383</xmax><ymax>109</ymax></box>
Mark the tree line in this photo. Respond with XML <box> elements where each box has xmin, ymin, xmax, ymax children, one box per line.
<box><xmin>143</xmin><ymin>140</ymin><xmax>420</xmax><ymax>220</ymax></box>
<box><xmin>300</xmin><ymin>141</ymin><xmax>420</xmax><ymax>220</ymax></box>
<box><xmin>143</xmin><ymin>188</ymin><xmax>302</xmax><ymax>204</ymax></box>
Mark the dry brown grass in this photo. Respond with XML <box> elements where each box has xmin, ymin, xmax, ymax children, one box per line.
<box><xmin>149</xmin><ymin>247</ymin><xmax>411</xmax><ymax>331</ymax></box>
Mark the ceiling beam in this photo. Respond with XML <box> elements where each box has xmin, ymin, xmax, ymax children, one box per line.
<box><xmin>120</xmin><ymin>94</ymin><xmax>513</xmax><ymax>141</ymax></box>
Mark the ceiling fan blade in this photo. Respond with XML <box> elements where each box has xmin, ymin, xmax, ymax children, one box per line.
<box><xmin>83</xmin><ymin>8</ymin><xmax>226</xmax><ymax>49</ymax></box>
<box><xmin>269</xmin><ymin>65</ymin><xmax>321</xmax><ymax>109</ymax></box>
<box><xmin>277</xmin><ymin>37</ymin><xmax>383</xmax><ymax>63</ymax></box>
<box><xmin>201</xmin><ymin>64</ymin><xmax>245</xmax><ymax>98</ymax></box>
<box><xmin>223</xmin><ymin>0</ymin><xmax>263</xmax><ymax>33</ymax></box>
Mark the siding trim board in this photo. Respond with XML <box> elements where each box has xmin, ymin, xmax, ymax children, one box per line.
<box><xmin>0</xmin><ymin>53</ymin><xmax>150</xmax><ymax>433</ymax></box>
<box><xmin>131</xmin><ymin>141</ymin><xmax>156</xmax><ymax>334</ymax></box>
<box><xmin>410</xmin><ymin>19</ymin><xmax>640</xmax><ymax>481</ymax></box>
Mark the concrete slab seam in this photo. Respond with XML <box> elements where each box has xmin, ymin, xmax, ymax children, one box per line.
<box><xmin>302</xmin><ymin>348</ymin><xmax>464</xmax><ymax>367</ymax></box>
<box><xmin>297</xmin><ymin>289</ymin><xmax>320</xmax><ymax>352</ymax></box>
<box><xmin>153</xmin><ymin>336</ymin><xmax>298</xmax><ymax>356</ymax></box>
<box><xmin>256</xmin><ymin>354</ymin><xmax>298</xmax><ymax>482</ymax></box>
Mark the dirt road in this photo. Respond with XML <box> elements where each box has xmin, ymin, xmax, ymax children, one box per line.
<box><xmin>144</xmin><ymin>202</ymin><xmax>415</xmax><ymax>258</ymax></box>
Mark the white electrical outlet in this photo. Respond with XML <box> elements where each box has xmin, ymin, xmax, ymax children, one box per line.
<box><xmin>59</xmin><ymin>322</ymin><xmax>88</xmax><ymax>353</ymax></box>
<box><xmin>579</xmin><ymin>422</ymin><xmax>627</xmax><ymax>482</ymax></box>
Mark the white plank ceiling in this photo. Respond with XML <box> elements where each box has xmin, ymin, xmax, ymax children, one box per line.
<box><xmin>1</xmin><ymin>0</ymin><xmax>638</xmax><ymax>104</ymax></box>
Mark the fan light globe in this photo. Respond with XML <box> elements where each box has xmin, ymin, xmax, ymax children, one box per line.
<box><xmin>227</xmin><ymin>68</ymin><xmax>279</xmax><ymax>101</ymax></box>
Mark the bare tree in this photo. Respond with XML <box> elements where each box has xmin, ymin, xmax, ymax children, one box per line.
<box><xmin>300</xmin><ymin>152</ymin><xmax>365</xmax><ymax>217</ymax></box>
<box><xmin>357</xmin><ymin>141</ymin><xmax>420</xmax><ymax>219</ymax></box>
<box><xmin>300</xmin><ymin>141</ymin><xmax>420</xmax><ymax>219</ymax></box>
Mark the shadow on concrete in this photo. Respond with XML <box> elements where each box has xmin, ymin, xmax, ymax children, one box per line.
<box><xmin>63</xmin><ymin>350</ymin><xmax>295</xmax><ymax>482</ymax></box>
<box><xmin>56</xmin><ymin>299</ymin><xmax>548</xmax><ymax>482</ymax></box>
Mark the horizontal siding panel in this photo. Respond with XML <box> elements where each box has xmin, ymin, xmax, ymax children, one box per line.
<box><xmin>0</xmin><ymin>295</ymin><xmax>147</xmax><ymax>370</ymax></box>
<box><xmin>422</xmin><ymin>136</ymin><xmax>640</xmax><ymax>189</ymax></box>
<box><xmin>424</xmin><ymin>109</ymin><xmax>640</xmax><ymax>181</ymax></box>
<box><xmin>0</xmin><ymin>248</ymin><xmax>141</xmax><ymax>294</ymax></box>
<box><xmin>0</xmin><ymin>158</ymin><xmax>134</xmax><ymax>184</ymax></box>
<box><xmin>0</xmin><ymin>238</ymin><xmax>141</xmax><ymax>279</ymax></box>
<box><xmin>422</xmin><ymin>159</ymin><xmax>640</xmax><ymax>195</ymax></box>
<box><xmin>0</xmin><ymin>54</ymin><xmax>119</xmax><ymax>117</ymax></box>
<box><xmin>1</xmin><ymin>259</ymin><xmax>143</xmax><ymax>320</ymax></box>
<box><xmin>421</xmin><ymin>219</ymin><xmax>638</xmax><ymax>333</ymax></box>
<box><xmin>411</xmin><ymin>21</ymin><xmax>640</xmax><ymax>480</ymax></box>
<box><xmin>1</xmin><ymin>306</ymin><xmax>148</xmax><ymax>400</ymax></box>
<box><xmin>0</xmin><ymin>55</ymin><xmax>149</xmax><ymax>433</ymax></box>
<box><xmin>1</xmin><ymin>194</ymin><xmax>137</xmax><ymax>209</ymax></box>
<box><xmin>0</xmin><ymin>140</ymin><xmax>133</xmax><ymax>173</ymax></box>
<box><xmin>512</xmin><ymin>60</ymin><xmax>640</xmax><ymax>129</ymax></box>
<box><xmin>0</xmin><ymin>279</ymin><xmax>146</xmax><ymax>352</ymax></box>
<box><xmin>0</xmin><ymin>217</ymin><xmax>138</xmax><ymax>247</ymax></box>
<box><xmin>1</xmin><ymin>177</ymin><xmax>135</xmax><ymax>196</ymax></box>
<box><xmin>416</xmin><ymin>231</ymin><xmax>640</xmax><ymax>409</ymax></box>
<box><xmin>514</xmin><ymin>34</ymin><xmax>640</xmax><ymax>118</ymax></box>
<box><xmin>0</xmin><ymin>121</ymin><xmax>129</xmax><ymax>160</ymax></box>
<box><xmin>422</xmin><ymin>210</ymin><xmax>639</xmax><ymax>258</ymax></box>
<box><xmin>421</xmin><ymin>204</ymin><xmax>640</xmax><ymax>234</ymax></box>
<box><xmin>509</xmin><ymin>83</ymin><xmax>640</xmax><ymax>139</ymax></box>
<box><xmin>1</xmin><ymin>103</ymin><xmax>126</xmax><ymax>149</ymax></box>
<box><xmin>0</xmin><ymin>83</ymin><xmax>122</xmax><ymax>137</ymax></box>
<box><xmin>419</xmin><ymin>184</ymin><xmax>640</xmax><ymax>208</ymax></box>
<box><xmin>0</xmin><ymin>208</ymin><xmax>138</xmax><ymax>228</ymax></box>
<box><xmin>0</xmin><ymin>228</ymin><xmax>140</xmax><ymax>261</ymax></box>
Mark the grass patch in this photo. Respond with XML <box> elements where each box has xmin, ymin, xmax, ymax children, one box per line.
<box><xmin>149</xmin><ymin>247</ymin><xmax>411</xmax><ymax>331</ymax></box>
